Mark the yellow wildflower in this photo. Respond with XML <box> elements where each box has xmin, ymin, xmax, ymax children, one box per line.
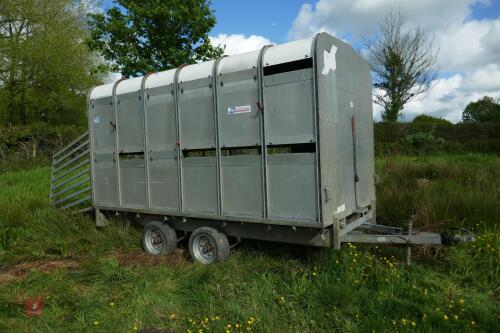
<box><xmin>443</xmin><ymin>315</ymin><xmax>448</xmax><ymax>320</ymax></box>
<box><xmin>93</xmin><ymin>321</ymin><xmax>99</xmax><ymax>326</ymax></box>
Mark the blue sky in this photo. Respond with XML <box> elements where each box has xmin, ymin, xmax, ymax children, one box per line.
<box><xmin>103</xmin><ymin>0</ymin><xmax>499</xmax><ymax>42</ymax></box>
<box><xmin>102</xmin><ymin>0</ymin><xmax>500</xmax><ymax>122</ymax></box>
<box><xmin>210</xmin><ymin>0</ymin><xmax>305</xmax><ymax>43</ymax></box>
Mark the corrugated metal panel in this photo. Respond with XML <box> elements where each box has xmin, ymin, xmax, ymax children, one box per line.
<box><xmin>264</xmin><ymin>69</ymin><xmax>315</xmax><ymax>145</ymax></box>
<box><xmin>221</xmin><ymin>155</ymin><xmax>263</xmax><ymax>217</ymax></box>
<box><xmin>217</xmin><ymin>50</ymin><xmax>261</xmax><ymax>148</ymax></box>
<box><xmin>267</xmin><ymin>153</ymin><xmax>317</xmax><ymax>222</ymax></box>
<box><xmin>182</xmin><ymin>156</ymin><xmax>217</xmax><ymax>214</ymax></box>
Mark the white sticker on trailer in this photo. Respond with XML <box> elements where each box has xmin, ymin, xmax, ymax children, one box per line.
<box><xmin>322</xmin><ymin>45</ymin><xmax>337</xmax><ymax>75</ymax></box>
<box><xmin>228</xmin><ymin>105</ymin><xmax>251</xmax><ymax>115</ymax></box>
<box><xmin>336</xmin><ymin>203</ymin><xmax>346</xmax><ymax>213</ymax></box>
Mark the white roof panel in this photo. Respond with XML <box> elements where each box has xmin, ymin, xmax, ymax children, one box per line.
<box><xmin>145</xmin><ymin>69</ymin><xmax>176</xmax><ymax>89</ymax></box>
<box><xmin>178</xmin><ymin>60</ymin><xmax>215</xmax><ymax>82</ymax></box>
<box><xmin>90</xmin><ymin>83</ymin><xmax>114</xmax><ymax>100</ymax></box>
<box><xmin>217</xmin><ymin>50</ymin><xmax>260</xmax><ymax>75</ymax></box>
<box><xmin>263</xmin><ymin>37</ymin><xmax>314</xmax><ymax>67</ymax></box>
<box><xmin>115</xmin><ymin>76</ymin><xmax>143</xmax><ymax>95</ymax></box>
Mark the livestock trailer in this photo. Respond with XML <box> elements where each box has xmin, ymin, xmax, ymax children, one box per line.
<box><xmin>50</xmin><ymin>32</ymin><xmax>473</xmax><ymax>264</ymax></box>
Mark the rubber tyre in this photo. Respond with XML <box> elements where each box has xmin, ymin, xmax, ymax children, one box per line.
<box><xmin>188</xmin><ymin>227</ymin><xmax>230</xmax><ymax>264</ymax></box>
<box><xmin>141</xmin><ymin>221</ymin><xmax>177</xmax><ymax>255</ymax></box>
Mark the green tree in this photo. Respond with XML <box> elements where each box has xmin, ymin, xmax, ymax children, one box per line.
<box><xmin>367</xmin><ymin>12</ymin><xmax>438</xmax><ymax>122</ymax></box>
<box><xmin>87</xmin><ymin>0</ymin><xmax>223</xmax><ymax>77</ymax></box>
<box><xmin>462</xmin><ymin>96</ymin><xmax>500</xmax><ymax>123</ymax></box>
<box><xmin>412</xmin><ymin>114</ymin><xmax>451</xmax><ymax>125</ymax></box>
<box><xmin>0</xmin><ymin>0</ymin><xmax>104</xmax><ymax>126</ymax></box>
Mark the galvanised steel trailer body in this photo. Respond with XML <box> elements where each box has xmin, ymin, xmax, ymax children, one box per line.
<box><xmin>51</xmin><ymin>32</ymin><xmax>472</xmax><ymax>264</ymax></box>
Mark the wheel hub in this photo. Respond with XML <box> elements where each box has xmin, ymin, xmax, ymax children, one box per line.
<box><xmin>193</xmin><ymin>234</ymin><xmax>216</xmax><ymax>263</ymax></box>
<box><xmin>145</xmin><ymin>228</ymin><xmax>163</xmax><ymax>254</ymax></box>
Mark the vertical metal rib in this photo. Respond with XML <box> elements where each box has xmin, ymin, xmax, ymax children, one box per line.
<box><xmin>141</xmin><ymin>73</ymin><xmax>154</xmax><ymax>209</ymax></box>
<box><xmin>312</xmin><ymin>33</ymin><xmax>323</xmax><ymax>224</ymax></box>
<box><xmin>173</xmin><ymin>65</ymin><xmax>186</xmax><ymax>212</ymax></box>
<box><xmin>112</xmin><ymin>78</ymin><xmax>124</xmax><ymax>207</ymax></box>
<box><xmin>213</xmin><ymin>55</ymin><xmax>228</xmax><ymax>216</ymax></box>
<box><xmin>257</xmin><ymin>44</ymin><xmax>273</xmax><ymax>218</ymax></box>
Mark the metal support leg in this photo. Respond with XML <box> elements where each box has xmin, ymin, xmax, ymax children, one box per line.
<box><xmin>406</xmin><ymin>214</ymin><xmax>414</xmax><ymax>266</ymax></box>
<box><xmin>333</xmin><ymin>218</ymin><xmax>341</xmax><ymax>250</ymax></box>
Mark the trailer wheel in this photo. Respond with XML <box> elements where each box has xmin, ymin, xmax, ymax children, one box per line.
<box><xmin>189</xmin><ymin>227</ymin><xmax>229</xmax><ymax>264</ymax></box>
<box><xmin>142</xmin><ymin>221</ymin><xmax>177</xmax><ymax>255</ymax></box>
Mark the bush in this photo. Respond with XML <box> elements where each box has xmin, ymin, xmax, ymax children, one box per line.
<box><xmin>403</xmin><ymin>132</ymin><xmax>445</xmax><ymax>153</ymax></box>
<box><xmin>375</xmin><ymin>121</ymin><xmax>500</xmax><ymax>156</ymax></box>
<box><xmin>0</xmin><ymin>124</ymin><xmax>85</xmax><ymax>171</ymax></box>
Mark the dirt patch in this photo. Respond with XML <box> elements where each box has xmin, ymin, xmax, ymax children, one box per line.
<box><xmin>0</xmin><ymin>259</ymin><xmax>80</xmax><ymax>285</ymax></box>
<box><xmin>115</xmin><ymin>248</ymin><xmax>187</xmax><ymax>268</ymax></box>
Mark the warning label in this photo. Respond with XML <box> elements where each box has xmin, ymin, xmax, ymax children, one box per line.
<box><xmin>228</xmin><ymin>105</ymin><xmax>251</xmax><ymax>115</ymax></box>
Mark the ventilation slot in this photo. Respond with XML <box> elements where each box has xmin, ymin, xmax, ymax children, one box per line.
<box><xmin>119</xmin><ymin>152</ymin><xmax>144</xmax><ymax>159</ymax></box>
<box><xmin>183</xmin><ymin>149</ymin><xmax>216</xmax><ymax>157</ymax></box>
<box><xmin>221</xmin><ymin>147</ymin><xmax>261</xmax><ymax>156</ymax></box>
<box><xmin>267</xmin><ymin>143</ymin><xmax>315</xmax><ymax>155</ymax></box>
<box><xmin>264</xmin><ymin>58</ymin><xmax>313</xmax><ymax>76</ymax></box>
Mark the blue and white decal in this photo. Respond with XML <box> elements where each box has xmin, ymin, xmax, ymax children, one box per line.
<box><xmin>228</xmin><ymin>105</ymin><xmax>251</xmax><ymax>115</ymax></box>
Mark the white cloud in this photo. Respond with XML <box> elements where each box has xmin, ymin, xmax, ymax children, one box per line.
<box><xmin>462</xmin><ymin>64</ymin><xmax>500</xmax><ymax>93</ymax></box>
<box><xmin>373</xmin><ymin>67</ymin><xmax>500</xmax><ymax>123</ymax></box>
<box><xmin>209</xmin><ymin>34</ymin><xmax>272</xmax><ymax>55</ymax></box>
<box><xmin>438</xmin><ymin>19</ymin><xmax>500</xmax><ymax>72</ymax></box>
<box><xmin>288</xmin><ymin>0</ymin><xmax>478</xmax><ymax>41</ymax></box>
<box><xmin>289</xmin><ymin>0</ymin><xmax>500</xmax><ymax>122</ymax></box>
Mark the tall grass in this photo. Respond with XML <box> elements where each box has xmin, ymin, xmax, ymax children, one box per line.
<box><xmin>376</xmin><ymin>154</ymin><xmax>500</xmax><ymax>232</ymax></box>
<box><xmin>0</xmin><ymin>167</ymin><xmax>138</xmax><ymax>266</ymax></box>
<box><xmin>0</xmin><ymin>155</ymin><xmax>498</xmax><ymax>332</ymax></box>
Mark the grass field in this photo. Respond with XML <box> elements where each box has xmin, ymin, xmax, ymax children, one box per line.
<box><xmin>0</xmin><ymin>154</ymin><xmax>498</xmax><ymax>332</ymax></box>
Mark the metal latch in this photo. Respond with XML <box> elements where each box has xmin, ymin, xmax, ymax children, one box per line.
<box><xmin>323</xmin><ymin>186</ymin><xmax>331</xmax><ymax>202</ymax></box>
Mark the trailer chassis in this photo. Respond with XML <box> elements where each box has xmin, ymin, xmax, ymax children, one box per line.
<box><xmin>95</xmin><ymin>207</ymin><xmax>474</xmax><ymax>264</ymax></box>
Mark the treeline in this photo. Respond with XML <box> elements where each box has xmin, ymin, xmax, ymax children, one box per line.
<box><xmin>0</xmin><ymin>0</ymin><xmax>104</xmax><ymax>127</ymax></box>
<box><xmin>375</xmin><ymin>121</ymin><xmax>500</xmax><ymax>155</ymax></box>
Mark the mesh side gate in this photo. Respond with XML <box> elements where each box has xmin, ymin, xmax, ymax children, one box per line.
<box><xmin>50</xmin><ymin>131</ymin><xmax>92</xmax><ymax>212</ymax></box>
